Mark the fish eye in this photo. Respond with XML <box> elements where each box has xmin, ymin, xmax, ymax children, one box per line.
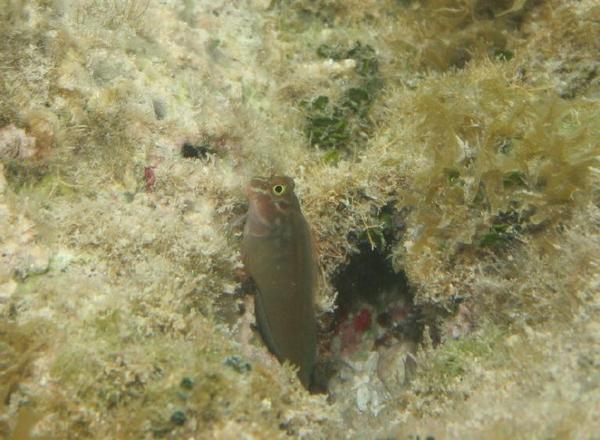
<box><xmin>272</xmin><ymin>184</ymin><xmax>286</xmax><ymax>196</ymax></box>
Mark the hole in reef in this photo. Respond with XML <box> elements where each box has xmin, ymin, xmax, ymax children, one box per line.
<box><xmin>313</xmin><ymin>235</ymin><xmax>423</xmax><ymax>394</ymax></box>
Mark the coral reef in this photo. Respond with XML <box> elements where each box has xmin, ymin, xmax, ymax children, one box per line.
<box><xmin>1</xmin><ymin>0</ymin><xmax>599</xmax><ymax>438</ymax></box>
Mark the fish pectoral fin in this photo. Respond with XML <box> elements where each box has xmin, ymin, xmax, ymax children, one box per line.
<box><xmin>254</xmin><ymin>291</ymin><xmax>282</xmax><ymax>360</ymax></box>
<box><xmin>228</xmin><ymin>213</ymin><xmax>248</xmax><ymax>237</ymax></box>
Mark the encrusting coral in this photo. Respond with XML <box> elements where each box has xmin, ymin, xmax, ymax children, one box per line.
<box><xmin>1</xmin><ymin>0</ymin><xmax>599</xmax><ymax>438</ymax></box>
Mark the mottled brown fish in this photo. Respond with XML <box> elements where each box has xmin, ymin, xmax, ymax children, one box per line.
<box><xmin>242</xmin><ymin>176</ymin><xmax>317</xmax><ymax>389</ymax></box>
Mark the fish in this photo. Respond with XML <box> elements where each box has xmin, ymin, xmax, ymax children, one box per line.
<box><xmin>242</xmin><ymin>176</ymin><xmax>317</xmax><ymax>389</ymax></box>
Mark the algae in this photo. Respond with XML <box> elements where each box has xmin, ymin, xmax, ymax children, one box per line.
<box><xmin>302</xmin><ymin>41</ymin><xmax>383</xmax><ymax>156</ymax></box>
<box><xmin>0</xmin><ymin>0</ymin><xmax>599</xmax><ymax>438</ymax></box>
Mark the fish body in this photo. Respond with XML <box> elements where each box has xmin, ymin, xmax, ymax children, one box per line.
<box><xmin>242</xmin><ymin>176</ymin><xmax>317</xmax><ymax>388</ymax></box>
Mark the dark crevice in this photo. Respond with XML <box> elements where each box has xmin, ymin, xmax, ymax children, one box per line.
<box><xmin>314</xmin><ymin>230</ymin><xmax>423</xmax><ymax>393</ymax></box>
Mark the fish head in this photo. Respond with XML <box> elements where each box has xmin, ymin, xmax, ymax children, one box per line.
<box><xmin>245</xmin><ymin>176</ymin><xmax>300</xmax><ymax>236</ymax></box>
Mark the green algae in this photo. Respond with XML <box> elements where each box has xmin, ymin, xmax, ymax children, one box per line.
<box><xmin>302</xmin><ymin>41</ymin><xmax>383</xmax><ymax>155</ymax></box>
<box><xmin>417</xmin><ymin>323</ymin><xmax>505</xmax><ymax>391</ymax></box>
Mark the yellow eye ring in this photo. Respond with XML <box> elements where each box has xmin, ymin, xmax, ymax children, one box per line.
<box><xmin>272</xmin><ymin>184</ymin><xmax>286</xmax><ymax>195</ymax></box>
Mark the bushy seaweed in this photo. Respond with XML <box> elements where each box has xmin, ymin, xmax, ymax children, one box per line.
<box><xmin>1</xmin><ymin>0</ymin><xmax>599</xmax><ymax>438</ymax></box>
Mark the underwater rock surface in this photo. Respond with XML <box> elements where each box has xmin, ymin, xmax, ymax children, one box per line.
<box><xmin>1</xmin><ymin>0</ymin><xmax>599</xmax><ymax>438</ymax></box>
